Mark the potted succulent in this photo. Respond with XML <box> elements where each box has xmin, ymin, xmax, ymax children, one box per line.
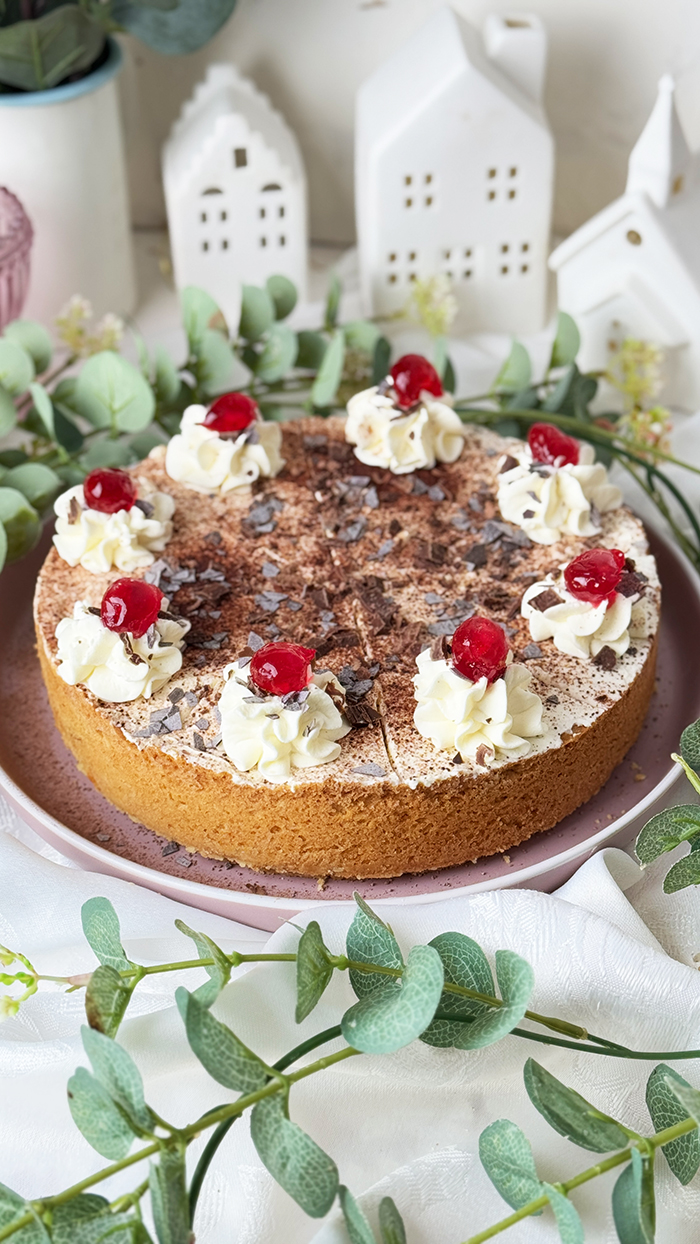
<box><xmin>0</xmin><ymin>1</ymin><xmax>239</xmax><ymax>323</ymax></box>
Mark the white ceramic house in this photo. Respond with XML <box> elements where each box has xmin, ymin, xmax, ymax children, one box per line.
<box><xmin>355</xmin><ymin>7</ymin><xmax>554</xmax><ymax>335</ymax></box>
<box><xmin>550</xmin><ymin>76</ymin><xmax>700</xmax><ymax>410</ymax></box>
<box><xmin>163</xmin><ymin>65</ymin><xmax>307</xmax><ymax>329</ymax></box>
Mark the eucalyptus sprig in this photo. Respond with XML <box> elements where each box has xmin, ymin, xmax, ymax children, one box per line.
<box><xmin>634</xmin><ymin>714</ymin><xmax>700</xmax><ymax>892</ymax></box>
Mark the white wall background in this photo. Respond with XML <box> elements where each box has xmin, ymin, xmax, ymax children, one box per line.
<box><xmin>117</xmin><ymin>0</ymin><xmax>700</xmax><ymax>245</ymax></box>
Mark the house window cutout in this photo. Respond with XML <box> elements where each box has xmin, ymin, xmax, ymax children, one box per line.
<box><xmin>404</xmin><ymin>174</ymin><xmax>413</xmax><ymax>185</ymax></box>
<box><xmin>200</xmin><ymin>212</ymin><xmax>207</xmax><ymax>223</ymax></box>
<box><xmin>500</xmin><ymin>243</ymin><xmax>509</xmax><ymax>253</ymax></box>
<box><xmin>464</xmin><ymin>248</ymin><xmax>472</xmax><ymax>258</ymax></box>
<box><xmin>508</xmin><ymin>189</ymin><xmax>516</xmax><ymax>200</ymax></box>
<box><xmin>278</xmin><ymin>205</ymin><xmax>285</xmax><ymax>217</ymax></box>
<box><xmin>262</xmin><ymin>183</ymin><xmax>282</xmax><ymax>192</ymax></box>
<box><xmin>673</xmin><ymin>175</ymin><xmax>684</xmax><ymax>195</ymax></box>
<box><xmin>201</xmin><ymin>241</ymin><xmax>209</xmax><ymax>252</ymax></box>
<box><xmin>388</xmin><ymin>274</ymin><xmax>397</xmax><ymax>284</ymax></box>
<box><xmin>509</xmin><ymin>167</ymin><xmax>517</xmax><ymax>178</ymax></box>
<box><xmin>425</xmin><ymin>173</ymin><xmax>433</xmax><ymax>184</ymax></box>
<box><xmin>259</xmin><ymin>207</ymin><xmax>266</xmax><ymax>219</ymax></box>
<box><xmin>425</xmin><ymin>196</ymin><xmax>434</xmax><ymax>206</ymax></box>
<box><xmin>500</xmin><ymin>265</ymin><xmax>509</xmax><ymax>275</ymax></box>
<box><xmin>220</xmin><ymin>210</ymin><xmax>227</xmax><ymax>221</ymax></box>
<box><xmin>260</xmin><ymin>236</ymin><xmax>267</xmax><ymax>247</ymax></box>
<box><xmin>202</xmin><ymin>187</ymin><xmax>223</xmax><ymax>196</ymax></box>
<box><xmin>234</xmin><ymin>148</ymin><xmax>247</xmax><ymax>168</ymax></box>
<box><xmin>409</xmin><ymin>272</ymin><xmax>417</xmax><ymax>282</ymax></box>
<box><xmin>445</xmin><ymin>270</ymin><xmax>453</xmax><ymax>279</ymax></box>
<box><xmin>521</xmin><ymin>264</ymin><xmax>529</xmax><ymax>274</ymax></box>
<box><xmin>221</xmin><ymin>239</ymin><xmax>229</xmax><ymax>250</ymax></box>
<box><xmin>279</xmin><ymin>235</ymin><xmax>286</xmax><ymax>246</ymax></box>
<box><xmin>521</xmin><ymin>242</ymin><xmax>530</xmax><ymax>252</ymax></box>
<box><xmin>405</xmin><ymin>197</ymin><xmax>413</xmax><ymax>208</ymax></box>
<box><xmin>408</xmin><ymin>250</ymin><xmax>417</xmax><ymax>261</ymax></box>
<box><xmin>444</xmin><ymin>249</ymin><xmax>452</xmax><ymax>260</ymax></box>
<box><xmin>626</xmin><ymin>229</ymin><xmax>642</xmax><ymax>246</ymax></box>
<box><xmin>388</xmin><ymin>252</ymin><xmax>397</xmax><ymax>262</ymax></box>
<box><xmin>488</xmin><ymin>190</ymin><xmax>496</xmax><ymax>201</ymax></box>
<box><xmin>463</xmin><ymin>269</ymin><xmax>473</xmax><ymax>279</ymax></box>
<box><xmin>487</xmin><ymin>168</ymin><xmax>497</xmax><ymax>179</ymax></box>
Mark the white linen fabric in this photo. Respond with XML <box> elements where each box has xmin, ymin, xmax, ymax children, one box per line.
<box><xmin>2</xmin><ymin>796</ymin><xmax>700</xmax><ymax>1243</ymax></box>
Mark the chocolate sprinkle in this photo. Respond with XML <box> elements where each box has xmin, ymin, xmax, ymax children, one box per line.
<box><xmin>529</xmin><ymin>588</ymin><xmax>563</xmax><ymax>612</ymax></box>
<box><xmin>499</xmin><ymin>455</ymin><xmax>518</xmax><ymax>473</ymax></box>
<box><xmin>464</xmin><ymin>544</ymin><xmax>488</xmax><ymax>569</ymax></box>
<box><xmin>162</xmin><ymin>841</ymin><xmax>179</xmax><ymax>856</ymax></box>
<box><xmin>593</xmin><ymin>645</ymin><xmax>617</xmax><ymax>671</ymax></box>
<box><xmin>475</xmin><ymin>743</ymin><xmax>494</xmax><ymax>767</ymax></box>
<box><xmin>616</xmin><ymin>570</ymin><xmax>646</xmax><ymax>598</ymax></box>
<box><xmin>352</xmin><ymin>762</ymin><xmax>386</xmax><ymax>777</ymax></box>
<box><xmin>522</xmin><ymin>643</ymin><xmax>543</xmax><ymax>660</ymax></box>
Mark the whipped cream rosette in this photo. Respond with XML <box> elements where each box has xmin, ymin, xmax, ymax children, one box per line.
<box><xmin>165</xmin><ymin>397</ymin><xmax>284</xmax><ymax>495</ymax></box>
<box><xmin>53</xmin><ymin>482</ymin><xmax>174</xmax><ymax>574</ymax></box>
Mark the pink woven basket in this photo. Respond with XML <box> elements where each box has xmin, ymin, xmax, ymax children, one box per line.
<box><xmin>0</xmin><ymin>188</ymin><xmax>33</xmax><ymax>331</ymax></box>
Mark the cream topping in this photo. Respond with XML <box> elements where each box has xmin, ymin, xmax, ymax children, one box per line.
<box><xmin>164</xmin><ymin>405</ymin><xmax>284</xmax><ymax>495</ymax></box>
<box><xmin>345</xmin><ymin>384</ymin><xmax>464</xmax><ymax>474</ymax></box>
<box><xmin>496</xmin><ymin>443</ymin><xmax>622</xmax><ymax>544</ymax></box>
<box><xmin>53</xmin><ymin>485</ymin><xmax>174</xmax><ymax>574</ymax></box>
<box><xmin>412</xmin><ymin>648</ymin><xmax>544</xmax><ymax>763</ymax></box>
<box><xmin>521</xmin><ymin>564</ymin><xmax>649</xmax><ymax>659</ymax></box>
<box><xmin>219</xmin><ymin>666</ymin><xmax>351</xmax><ymax>782</ymax></box>
<box><xmin>55</xmin><ymin>601</ymin><xmax>190</xmax><ymax>702</ymax></box>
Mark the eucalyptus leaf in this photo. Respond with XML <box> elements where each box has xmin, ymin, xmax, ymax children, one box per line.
<box><xmin>0</xmin><ymin>7</ymin><xmax>105</xmax><ymax>92</ymax></box>
<box><xmin>503</xmin><ymin>386</ymin><xmax>540</xmax><ymax>411</ymax></box>
<box><xmin>421</xmin><ymin>931</ymin><xmax>494</xmax><ymax>1047</ymax></box>
<box><xmin>453</xmin><ymin>950</ymin><xmax>534</xmax><ymax>1050</ymax></box>
<box><xmin>296</xmin><ymin>331</ymin><xmax>327</xmax><ymax>371</ymax></box>
<box><xmin>347</xmin><ymin>893</ymin><xmax>403</xmax><ymax>1000</ymax></box>
<box><xmin>443</xmin><ymin>356</ymin><xmax>456</xmax><ymax>394</ymax></box>
<box><xmin>255</xmin><ymin>323</ymin><xmax>298</xmax><ymax>384</ymax></box>
<box><xmin>181</xmin><ymin>287</ymin><xmax>226</xmax><ymax>352</ymax></box>
<box><xmin>295</xmin><ymin>920</ymin><xmax>334</xmax><ymax>1023</ymax></box>
<box><xmin>130</xmin><ymin>427</ymin><xmax>167</xmax><ymax>459</ymax></box>
<box><xmin>67</xmin><ymin>1066</ymin><xmax>135</xmax><ymax>1160</ymax></box>
<box><xmin>111</xmin><ymin>0</ymin><xmax>238</xmax><ymax>56</ymax></box>
<box><xmin>665</xmin><ymin>1074</ymin><xmax>700</xmax><ymax>1126</ymax></box>
<box><xmin>29</xmin><ymin>382</ymin><xmax>54</xmax><ymax>438</ymax></box>
<box><xmin>479</xmin><ymin>1119</ymin><xmax>543</xmax><ymax>1213</ymax></box>
<box><xmin>549</xmin><ymin>312</ymin><xmax>581</xmax><ymax>371</ymax></box>
<box><xmin>344</xmin><ymin>320</ymin><xmax>381</xmax><ymax>354</ymax></box>
<box><xmin>250</xmin><ymin>1092</ymin><xmax>339</xmax><ymax>1217</ymax></box>
<box><xmin>311</xmin><ymin>330</ymin><xmax>344</xmax><ymax>409</ymax></box>
<box><xmin>0</xmin><ymin>523</ymin><xmax>7</xmax><ymax>575</ymax></box>
<box><xmin>75</xmin><ymin>353</ymin><xmax>155</xmax><ymax>434</ymax></box>
<box><xmin>239</xmin><ymin>286</ymin><xmax>275</xmax><ymax>342</ymax></box>
<box><xmin>153</xmin><ymin>346</ymin><xmax>180</xmax><ymax>404</ymax></box>
<box><xmin>85</xmin><ymin>966</ymin><xmax>132</xmax><ymax>1039</ymax></box>
<box><xmin>0</xmin><ymin>487</ymin><xmax>40</xmax><ymax>562</ymax></box>
<box><xmin>378</xmin><ymin>1197</ymin><xmax>406</xmax><ymax>1244</ymax></box>
<box><xmin>5</xmin><ymin>320</ymin><xmax>53</xmax><ymax>373</ymax></box>
<box><xmin>680</xmin><ymin>718</ymin><xmax>700</xmax><ymax>772</ymax></box>
<box><xmin>646</xmin><ymin>1066</ymin><xmax>700</xmax><ymax>1185</ymax></box>
<box><xmin>81</xmin><ymin>440</ymin><xmax>133</xmax><ymax>470</ymax></box>
<box><xmin>433</xmin><ymin>335</ymin><xmax>447</xmax><ymax>380</ymax></box>
<box><xmin>0</xmin><ymin>385</ymin><xmax>15</xmax><ymax>437</ymax></box>
<box><xmin>524</xmin><ymin>1059</ymin><xmax>629</xmax><ymax>1153</ymax></box>
<box><xmin>0</xmin><ymin>450</ymin><xmax>26</xmax><ymax>469</ymax></box>
<box><xmin>325</xmin><ymin>274</ymin><xmax>342</xmax><ymax>330</ymax></box>
<box><xmin>2</xmin><ymin>463</ymin><xmax>60</xmax><ymax>514</ymax></box>
<box><xmin>0</xmin><ymin>339</ymin><xmax>33</xmax><ymax>396</ymax></box>
<box><xmin>372</xmin><ymin>337</ymin><xmax>391</xmax><ymax>386</ymax></box>
<box><xmin>338</xmin><ymin>1185</ymin><xmax>376</xmax><ymax>1244</ymax></box>
<box><xmin>197</xmin><ymin>329</ymin><xmax>236</xmax><ymax>396</ymax></box>
<box><xmin>341</xmin><ymin>944</ymin><xmax>444</xmax><ymax>1054</ymax></box>
<box><xmin>611</xmin><ymin>1148</ymin><xmax>655</xmax><ymax>1244</ymax></box>
<box><xmin>149</xmin><ymin>1148</ymin><xmax>189</xmax><ymax>1244</ymax></box>
<box><xmin>174</xmin><ymin>918</ymin><xmax>231</xmax><ymax>1006</ymax></box>
<box><xmin>663</xmin><ymin>849</ymin><xmax>700</xmax><ymax>892</ymax></box>
<box><xmin>81</xmin><ymin>1026</ymin><xmax>153</xmax><ymax>1132</ymax></box>
<box><xmin>0</xmin><ymin>1180</ymin><xmax>24</xmax><ymax>1230</ymax></box>
<box><xmin>635</xmin><ymin>806</ymin><xmax>700</xmax><ymax>864</ymax></box>
<box><xmin>175</xmin><ymin>987</ymin><xmax>268</xmax><ymax>1093</ymax></box>
<box><xmin>494</xmin><ymin>341</ymin><xmax>531</xmax><ymax>394</ymax></box>
<box><xmin>543</xmin><ymin>1183</ymin><xmax>584</xmax><ymax>1244</ymax></box>
<box><xmin>51</xmin><ymin>1196</ymin><xmax>137</xmax><ymax>1244</ymax></box>
<box><xmin>266</xmin><ymin>275</ymin><xmax>298</xmax><ymax>321</ymax></box>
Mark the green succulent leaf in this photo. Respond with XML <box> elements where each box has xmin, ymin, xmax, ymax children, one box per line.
<box><xmin>311</xmin><ymin>329</ymin><xmax>345</xmax><ymax>408</ymax></box>
<box><xmin>324</xmin><ymin>274</ymin><xmax>342</xmax><ymax>330</ymax></box>
<box><xmin>149</xmin><ymin>1148</ymin><xmax>189</xmax><ymax>1244</ymax></box>
<box><xmin>494</xmin><ymin>340</ymin><xmax>531</xmax><ymax>394</ymax></box>
<box><xmin>67</xmin><ymin>1066</ymin><xmax>136</xmax><ymax>1160</ymax></box>
<box><xmin>5</xmin><ymin>320</ymin><xmax>53</xmax><ymax>374</ymax></box>
<box><xmin>255</xmin><ymin>323</ymin><xmax>298</xmax><ymax>383</ymax></box>
<box><xmin>543</xmin><ymin>1183</ymin><xmax>584</xmax><ymax>1244</ymax></box>
<box><xmin>479</xmin><ymin>1119</ymin><xmax>543</xmax><ymax>1213</ymax></box>
<box><xmin>549</xmin><ymin>312</ymin><xmax>581</xmax><ymax>371</ymax></box>
<box><xmin>0</xmin><ymin>339</ymin><xmax>33</xmax><ymax>397</ymax></box>
<box><xmin>611</xmin><ymin>1148</ymin><xmax>655</xmax><ymax>1244</ymax></box>
<box><xmin>635</xmin><ymin>805</ymin><xmax>700</xmax><ymax>865</ymax></box>
<box><xmin>338</xmin><ymin>1185</ymin><xmax>376</xmax><ymax>1244</ymax></box>
<box><xmin>344</xmin><ymin>320</ymin><xmax>381</xmax><ymax>354</ymax></box>
<box><xmin>295</xmin><ymin>920</ymin><xmax>334</xmax><ymax>1023</ymax></box>
<box><xmin>378</xmin><ymin>1197</ymin><xmax>406</xmax><ymax>1244</ymax></box>
<box><xmin>372</xmin><ymin>337</ymin><xmax>391</xmax><ymax>385</ymax></box>
<box><xmin>0</xmin><ymin>487</ymin><xmax>40</xmax><ymax>563</ymax></box>
<box><xmin>181</xmin><ymin>287</ymin><xmax>226</xmax><ymax>352</ymax></box>
<box><xmin>175</xmin><ymin>987</ymin><xmax>268</xmax><ymax>1093</ymax></box>
<box><xmin>2</xmin><ymin>463</ymin><xmax>60</xmax><ymax>514</ymax></box>
<box><xmin>196</xmin><ymin>329</ymin><xmax>237</xmax><ymax>396</ymax></box>
<box><xmin>85</xmin><ymin>966</ymin><xmax>132</xmax><ymax>1039</ymax></box>
<box><xmin>81</xmin><ymin>1026</ymin><xmax>153</xmax><ymax>1132</ymax></box>
<box><xmin>250</xmin><ymin>1092</ymin><xmax>339</xmax><ymax>1217</ymax></box>
<box><xmin>0</xmin><ymin>523</ymin><xmax>7</xmax><ymax>575</ymax></box>
<box><xmin>0</xmin><ymin>386</ymin><xmax>17</xmax><ymax>437</ymax></box>
<box><xmin>111</xmin><ymin>0</ymin><xmax>238</xmax><ymax>56</ymax></box>
<box><xmin>347</xmin><ymin>893</ymin><xmax>403</xmax><ymax>1000</ymax></box>
<box><xmin>452</xmin><ymin>950</ymin><xmax>534</xmax><ymax>1050</ymax></box>
<box><xmin>266</xmin><ymin>275</ymin><xmax>298</xmax><ymax>321</ymax></box>
<box><xmin>153</xmin><ymin>346</ymin><xmax>180</xmax><ymax>404</ymax></box>
<box><xmin>680</xmin><ymin>718</ymin><xmax>700</xmax><ymax>772</ymax></box>
<box><xmin>646</xmin><ymin>1066</ymin><xmax>700</xmax><ymax>1184</ymax></box>
<box><xmin>524</xmin><ymin>1059</ymin><xmax>629</xmax><ymax>1153</ymax></box>
<box><xmin>296</xmin><ymin>330</ymin><xmax>327</xmax><ymax>371</ymax></box>
<box><xmin>341</xmin><ymin>944</ymin><xmax>444</xmax><ymax>1054</ymax></box>
<box><xmin>239</xmin><ymin>285</ymin><xmax>275</xmax><ymax>342</ymax></box>
<box><xmin>0</xmin><ymin>7</ymin><xmax>105</xmax><ymax>92</ymax></box>
<box><xmin>421</xmin><ymin>931</ymin><xmax>494</xmax><ymax>1047</ymax></box>
<box><xmin>81</xmin><ymin>439</ymin><xmax>133</xmax><ymax>470</ymax></box>
<box><xmin>174</xmin><ymin>918</ymin><xmax>231</xmax><ymax>1006</ymax></box>
<box><xmin>663</xmin><ymin>847</ymin><xmax>700</xmax><ymax>892</ymax></box>
<box><xmin>75</xmin><ymin>352</ymin><xmax>155</xmax><ymax>434</ymax></box>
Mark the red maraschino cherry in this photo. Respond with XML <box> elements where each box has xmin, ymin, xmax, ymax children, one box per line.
<box><xmin>528</xmin><ymin>422</ymin><xmax>579</xmax><ymax>467</ymax></box>
<box><xmin>390</xmin><ymin>354</ymin><xmax>443</xmax><ymax>410</ymax></box>
<box><xmin>203</xmin><ymin>392</ymin><xmax>259</xmax><ymax>435</ymax></box>
<box><xmin>249</xmin><ymin>641</ymin><xmax>316</xmax><ymax>697</ymax></box>
<box><xmin>564</xmin><ymin>548</ymin><xmax>626</xmax><ymax>606</ymax></box>
<box><xmin>84</xmin><ymin>468</ymin><xmax>137</xmax><ymax>514</ymax></box>
<box><xmin>451</xmin><ymin>616</ymin><xmax>509</xmax><ymax>684</ymax></box>
<box><xmin>101</xmin><ymin>578</ymin><xmax>164</xmax><ymax>638</ymax></box>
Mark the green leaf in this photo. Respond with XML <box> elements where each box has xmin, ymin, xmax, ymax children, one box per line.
<box><xmin>0</xmin><ymin>523</ymin><xmax>7</xmax><ymax>575</ymax></box>
<box><xmin>174</xmin><ymin>918</ymin><xmax>231</xmax><ymax>1006</ymax></box>
<box><xmin>0</xmin><ymin>385</ymin><xmax>16</xmax><ymax>437</ymax></box>
<box><xmin>181</xmin><ymin>287</ymin><xmax>226</xmax><ymax>352</ymax></box>
<box><xmin>346</xmin><ymin>893</ymin><xmax>403</xmax><ymax>999</ymax></box>
<box><xmin>0</xmin><ymin>339</ymin><xmax>33</xmax><ymax>396</ymax></box>
<box><xmin>372</xmin><ymin>337</ymin><xmax>391</xmax><ymax>386</ymax></box>
<box><xmin>111</xmin><ymin>0</ymin><xmax>238</xmax><ymax>55</ymax></box>
<box><xmin>338</xmin><ymin>1186</ymin><xmax>375</xmax><ymax>1244</ymax></box>
<box><xmin>2</xmin><ymin>463</ymin><xmax>60</xmax><ymax>514</ymax></box>
<box><xmin>239</xmin><ymin>285</ymin><xmax>275</xmax><ymax>342</ymax></box>
<box><xmin>502</xmin><ymin>385</ymin><xmax>540</xmax><ymax>412</ymax></box>
<box><xmin>635</xmin><ymin>805</ymin><xmax>700</xmax><ymax>864</ymax></box>
<box><xmin>325</xmin><ymin>274</ymin><xmax>342</xmax><ymax>330</ymax></box>
<box><xmin>378</xmin><ymin>1197</ymin><xmax>406</xmax><ymax>1244</ymax></box>
<box><xmin>75</xmin><ymin>353</ymin><xmax>155</xmax><ymax>434</ymax></box>
<box><xmin>663</xmin><ymin>848</ymin><xmax>700</xmax><ymax>892</ymax></box>
<box><xmin>341</xmin><ymin>944</ymin><xmax>444</xmax><ymax>1054</ymax></box>
<box><xmin>311</xmin><ymin>330</ymin><xmax>345</xmax><ymax>408</ymax></box>
<box><xmin>67</xmin><ymin>1066</ymin><xmax>135</xmax><ymax>1160</ymax></box>
<box><xmin>28</xmin><ymin>382</ymin><xmax>54</xmax><ymax>439</ymax></box>
<box><xmin>524</xmin><ymin>1059</ymin><xmax>629</xmax><ymax>1153</ymax></box>
<box><xmin>51</xmin><ymin>1195</ymin><xmax>137</xmax><ymax>1244</ymax></box>
<box><xmin>543</xmin><ymin>1184</ymin><xmax>584</xmax><ymax>1244</ymax></box>
<box><xmin>175</xmin><ymin>987</ymin><xmax>268</xmax><ymax>1093</ymax></box>
<box><xmin>196</xmin><ymin>329</ymin><xmax>236</xmax><ymax>396</ymax></box>
<box><xmin>433</xmin><ymin>334</ymin><xmax>448</xmax><ymax>380</ymax></box>
<box><xmin>153</xmin><ymin>347</ymin><xmax>180</xmax><ymax>404</ymax></box>
<box><xmin>0</xmin><ymin>450</ymin><xmax>26</xmax><ymax>469</ymax></box>
<box><xmin>81</xmin><ymin>440</ymin><xmax>133</xmax><ymax>471</ymax></box>
<box><xmin>149</xmin><ymin>1148</ymin><xmax>189</xmax><ymax>1244</ymax></box>
<box><xmin>612</xmin><ymin>1148</ymin><xmax>655</xmax><ymax>1244</ymax></box>
<box><xmin>255</xmin><ymin>323</ymin><xmax>298</xmax><ymax>383</ymax></box>
<box><xmin>421</xmin><ymin>931</ymin><xmax>494</xmax><ymax>1048</ymax></box>
<box><xmin>5</xmin><ymin>320</ymin><xmax>53</xmax><ymax>374</ymax></box>
<box><xmin>250</xmin><ymin>1093</ymin><xmax>339</xmax><ymax>1217</ymax></box>
<box><xmin>443</xmin><ymin>356</ymin><xmax>456</xmax><ymax>395</ymax></box>
<box><xmin>680</xmin><ymin>718</ymin><xmax>700</xmax><ymax>772</ymax></box>
<box><xmin>295</xmin><ymin>921</ymin><xmax>334</xmax><ymax>1023</ymax></box>
<box><xmin>81</xmin><ymin>1026</ymin><xmax>153</xmax><ymax>1132</ymax></box>
<box><xmin>479</xmin><ymin>1119</ymin><xmax>543</xmax><ymax>1213</ymax></box>
<box><xmin>296</xmin><ymin>331</ymin><xmax>327</xmax><ymax>371</ymax></box>
<box><xmin>0</xmin><ymin>1182</ymin><xmax>50</xmax><ymax>1241</ymax></box>
<box><xmin>0</xmin><ymin>487</ymin><xmax>40</xmax><ymax>563</ymax></box>
<box><xmin>0</xmin><ymin>8</ymin><xmax>105</xmax><ymax>92</ymax></box>
<box><xmin>130</xmin><ymin>427</ymin><xmax>167</xmax><ymax>460</ymax></box>
<box><xmin>549</xmin><ymin>312</ymin><xmax>581</xmax><ymax>371</ymax></box>
<box><xmin>494</xmin><ymin>341</ymin><xmax>531</xmax><ymax>394</ymax></box>
<box><xmin>665</xmin><ymin>1073</ymin><xmax>700</xmax><ymax>1126</ymax></box>
<box><xmin>85</xmin><ymin>966</ymin><xmax>132</xmax><ymax>1039</ymax></box>
<box><xmin>266</xmin><ymin>275</ymin><xmax>298</xmax><ymax>321</ymax></box>
<box><xmin>542</xmin><ymin>364</ymin><xmax>597</xmax><ymax>421</ymax></box>
<box><xmin>452</xmin><ymin>950</ymin><xmax>534</xmax><ymax>1050</ymax></box>
<box><xmin>646</xmin><ymin>1066</ymin><xmax>700</xmax><ymax>1185</ymax></box>
<box><xmin>344</xmin><ymin>320</ymin><xmax>381</xmax><ymax>354</ymax></box>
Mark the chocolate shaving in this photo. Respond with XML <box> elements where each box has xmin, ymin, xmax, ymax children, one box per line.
<box><xmin>68</xmin><ymin>496</ymin><xmax>82</xmax><ymax>524</ymax></box>
<box><xmin>309</xmin><ymin>587</ymin><xmax>330</xmax><ymax>611</ymax></box>
<box><xmin>352</xmin><ymin>762</ymin><xmax>386</xmax><ymax>777</ymax></box>
<box><xmin>416</xmin><ymin>539</ymin><xmax>448</xmax><ymax>566</ymax></box>
<box><xmin>529</xmin><ymin>588</ymin><xmax>562</xmax><ymax>612</ymax></box>
<box><xmin>162</xmin><ymin>841</ymin><xmax>179</xmax><ymax>856</ymax></box>
<box><xmin>388</xmin><ymin>518</ymin><xmax>402</xmax><ymax>537</ymax></box>
<box><xmin>464</xmin><ymin>543</ymin><xmax>487</xmax><ymax>569</ymax></box>
<box><xmin>356</xmin><ymin>586</ymin><xmax>397</xmax><ymax>633</ymax></box>
<box><xmin>87</xmin><ymin>606</ymin><xmax>101</xmax><ymax>616</ymax></box>
<box><xmin>337</xmin><ymin>517</ymin><xmax>367</xmax><ymax>544</ymax></box>
<box><xmin>430</xmin><ymin>634</ymin><xmax>452</xmax><ymax>661</ymax></box>
<box><xmin>119</xmin><ymin>633</ymin><xmax>146</xmax><ymax>665</ymax></box>
<box><xmin>499</xmin><ymin>455</ymin><xmax>519</xmax><ymax>473</ymax></box>
<box><xmin>522</xmin><ymin>643</ymin><xmax>543</xmax><ymax>660</ymax></box>
<box><xmin>616</xmin><ymin>571</ymin><xmax>647</xmax><ymax>598</ymax></box>
<box><xmin>475</xmin><ymin>743</ymin><xmax>494</xmax><ymax>767</ymax></box>
<box><xmin>134</xmin><ymin>498</ymin><xmax>154</xmax><ymax>518</ymax></box>
<box><xmin>345</xmin><ymin>701</ymin><xmax>380</xmax><ymax>727</ymax></box>
<box><xmin>452</xmin><ymin>753</ymin><xmax>462</xmax><ymax>765</ymax></box>
<box><xmin>593</xmin><ymin>645</ymin><xmax>617</xmax><ymax>671</ymax></box>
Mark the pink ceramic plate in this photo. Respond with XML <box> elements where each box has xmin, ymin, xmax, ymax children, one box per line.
<box><xmin>0</xmin><ymin>528</ymin><xmax>696</xmax><ymax>931</ymax></box>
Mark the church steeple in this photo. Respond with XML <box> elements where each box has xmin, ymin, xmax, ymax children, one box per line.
<box><xmin>626</xmin><ymin>74</ymin><xmax>692</xmax><ymax>208</ymax></box>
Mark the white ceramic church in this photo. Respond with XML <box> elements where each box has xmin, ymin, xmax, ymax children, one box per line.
<box><xmin>550</xmin><ymin>76</ymin><xmax>700</xmax><ymax>410</ymax></box>
<box><xmin>162</xmin><ymin>65</ymin><xmax>307</xmax><ymax>329</ymax></box>
<box><xmin>355</xmin><ymin>7</ymin><xmax>554</xmax><ymax>336</ymax></box>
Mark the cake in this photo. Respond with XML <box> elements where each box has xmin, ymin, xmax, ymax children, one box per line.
<box><xmin>34</xmin><ymin>368</ymin><xmax>660</xmax><ymax>880</ymax></box>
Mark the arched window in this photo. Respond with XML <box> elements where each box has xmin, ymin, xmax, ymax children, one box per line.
<box><xmin>201</xmin><ymin>187</ymin><xmax>223</xmax><ymax>196</ymax></box>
